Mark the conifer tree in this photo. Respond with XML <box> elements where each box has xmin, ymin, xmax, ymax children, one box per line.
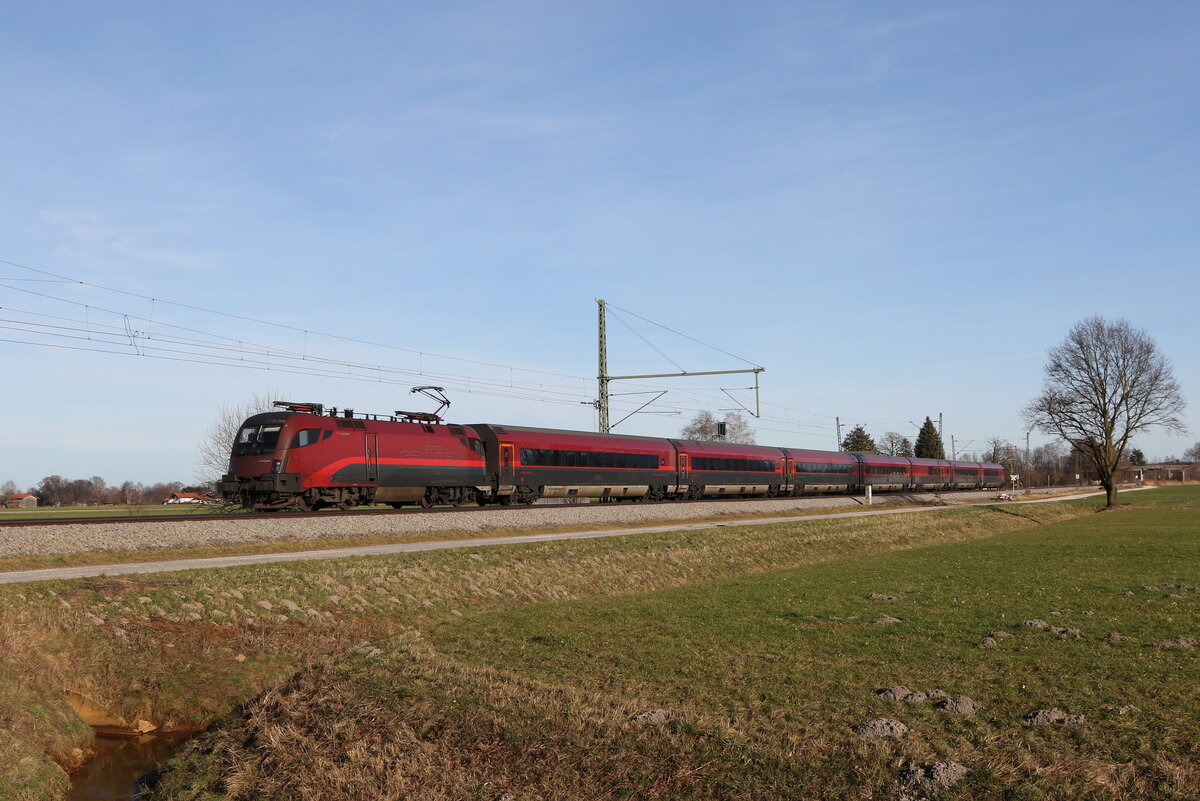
<box><xmin>840</xmin><ymin>425</ymin><xmax>876</xmax><ymax>453</ymax></box>
<box><xmin>914</xmin><ymin>416</ymin><xmax>945</xmax><ymax>459</ymax></box>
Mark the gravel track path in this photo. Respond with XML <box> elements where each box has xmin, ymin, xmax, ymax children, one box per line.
<box><xmin>0</xmin><ymin>487</ymin><xmax>1087</xmax><ymax>559</ymax></box>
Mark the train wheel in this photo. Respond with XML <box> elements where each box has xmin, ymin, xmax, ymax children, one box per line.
<box><xmin>337</xmin><ymin>499</ymin><xmax>353</xmax><ymax>511</ymax></box>
<box><xmin>294</xmin><ymin>495</ymin><xmax>313</xmax><ymax>512</ymax></box>
<box><xmin>419</xmin><ymin>494</ymin><xmax>433</xmax><ymax>509</ymax></box>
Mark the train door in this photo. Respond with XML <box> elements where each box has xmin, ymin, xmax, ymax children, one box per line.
<box><xmin>782</xmin><ymin>456</ymin><xmax>795</xmax><ymax>493</ymax></box>
<box><xmin>850</xmin><ymin>454</ymin><xmax>865</xmax><ymax>492</ymax></box>
<box><xmin>364</xmin><ymin>433</ymin><xmax>378</xmax><ymax>484</ymax></box>
<box><xmin>500</xmin><ymin>443</ymin><xmax>515</xmax><ymax>486</ymax></box>
<box><xmin>677</xmin><ymin>452</ymin><xmax>689</xmax><ymax>491</ymax></box>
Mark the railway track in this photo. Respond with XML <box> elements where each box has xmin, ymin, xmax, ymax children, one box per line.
<box><xmin>0</xmin><ymin>486</ymin><xmax>1091</xmax><ymax>529</ymax></box>
<box><xmin>0</xmin><ymin>497</ymin><xmax>791</xmax><ymax>528</ymax></box>
<box><xmin>0</xmin><ymin>504</ymin><xmax>517</xmax><ymax>527</ymax></box>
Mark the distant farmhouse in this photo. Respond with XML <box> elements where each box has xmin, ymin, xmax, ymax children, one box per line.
<box><xmin>162</xmin><ymin>492</ymin><xmax>214</xmax><ymax>504</ymax></box>
<box><xmin>3</xmin><ymin>493</ymin><xmax>39</xmax><ymax>509</ymax></box>
<box><xmin>1132</xmin><ymin>462</ymin><xmax>1200</xmax><ymax>482</ymax></box>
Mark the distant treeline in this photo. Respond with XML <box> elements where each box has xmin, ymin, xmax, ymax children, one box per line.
<box><xmin>1</xmin><ymin>476</ymin><xmax>207</xmax><ymax>507</ymax></box>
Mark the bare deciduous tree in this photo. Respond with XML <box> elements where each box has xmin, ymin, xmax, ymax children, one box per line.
<box><xmin>196</xmin><ymin>391</ymin><xmax>278</xmax><ymax>487</ymax></box>
<box><xmin>981</xmin><ymin>437</ymin><xmax>1023</xmax><ymax>479</ymax></box>
<box><xmin>1184</xmin><ymin>442</ymin><xmax>1200</xmax><ymax>463</ymax></box>
<box><xmin>878</xmin><ymin>431</ymin><xmax>913</xmax><ymax>457</ymax></box>
<box><xmin>1024</xmin><ymin>317</ymin><xmax>1186</xmax><ymax>507</ymax></box>
<box><xmin>679</xmin><ymin>410</ymin><xmax>756</xmax><ymax>444</ymax></box>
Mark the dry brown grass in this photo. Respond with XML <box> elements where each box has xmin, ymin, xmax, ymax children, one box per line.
<box><xmin>147</xmin><ymin>630</ymin><xmax>789</xmax><ymax>800</ymax></box>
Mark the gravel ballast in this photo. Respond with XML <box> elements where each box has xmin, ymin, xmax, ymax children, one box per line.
<box><xmin>0</xmin><ymin>486</ymin><xmax>1089</xmax><ymax>559</ymax></box>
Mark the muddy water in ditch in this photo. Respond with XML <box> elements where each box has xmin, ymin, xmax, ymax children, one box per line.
<box><xmin>69</xmin><ymin>731</ymin><xmax>194</xmax><ymax>800</ymax></box>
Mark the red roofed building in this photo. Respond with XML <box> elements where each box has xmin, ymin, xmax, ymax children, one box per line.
<box><xmin>6</xmin><ymin>493</ymin><xmax>38</xmax><ymax>509</ymax></box>
<box><xmin>162</xmin><ymin>492</ymin><xmax>208</xmax><ymax>504</ymax></box>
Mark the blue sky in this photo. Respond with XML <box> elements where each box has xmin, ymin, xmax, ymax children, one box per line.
<box><xmin>2</xmin><ymin>2</ymin><xmax>1197</xmax><ymax>489</ymax></box>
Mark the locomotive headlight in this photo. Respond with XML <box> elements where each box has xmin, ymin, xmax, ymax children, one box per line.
<box><xmin>271</xmin><ymin>460</ymin><xmax>282</xmax><ymax>473</ymax></box>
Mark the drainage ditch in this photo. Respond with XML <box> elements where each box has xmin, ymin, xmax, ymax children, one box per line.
<box><xmin>68</xmin><ymin>729</ymin><xmax>194</xmax><ymax>800</ymax></box>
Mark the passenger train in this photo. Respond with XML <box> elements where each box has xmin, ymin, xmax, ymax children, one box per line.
<box><xmin>219</xmin><ymin>402</ymin><xmax>1005</xmax><ymax>511</ymax></box>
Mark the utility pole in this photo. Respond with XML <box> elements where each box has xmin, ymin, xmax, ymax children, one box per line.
<box><xmin>836</xmin><ymin>417</ymin><xmax>843</xmax><ymax>451</ymax></box>
<box><xmin>951</xmin><ymin>434</ymin><xmax>956</xmax><ymax>461</ymax></box>
<box><xmin>938</xmin><ymin>412</ymin><xmax>943</xmax><ymax>441</ymax></box>
<box><xmin>597</xmin><ymin>299</ymin><xmax>610</xmax><ymax>433</ymax></box>
<box><xmin>594</xmin><ymin>298</ymin><xmax>764</xmax><ymax>433</ymax></box>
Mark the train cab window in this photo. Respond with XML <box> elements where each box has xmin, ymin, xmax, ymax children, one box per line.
<box><xmin>292</xmin><ymin>429</ymin><xmax>323</xmax><ymax>448</ymax></box>
<box><xmin>237</xmin><ymin>424</ymin><xmax>281</xmax><ymax>447</ymax></box>
<box><xmin>233</xmin><ymin>423</ymin><xmax>283</xmax><ymax>456</ymax></box>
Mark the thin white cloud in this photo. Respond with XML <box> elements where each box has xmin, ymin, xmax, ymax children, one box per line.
<box><xmin>41</xmin><ymin>208</ymin><xmax>224</xmax><ymax>273</ymax></box>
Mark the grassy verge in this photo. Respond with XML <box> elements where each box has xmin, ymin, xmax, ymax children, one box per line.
<box><xmin>0</xmin><ymin>491</ymin><xmax>1174</xmax><ymax>799</ymax></box>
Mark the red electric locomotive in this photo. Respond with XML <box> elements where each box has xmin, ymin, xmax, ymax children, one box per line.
<box><xmin>221</xmin><ymin>403</ymin><xmax>487</xmax><ymax>510</ymax></box>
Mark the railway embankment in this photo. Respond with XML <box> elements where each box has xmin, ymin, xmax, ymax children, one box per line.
<box><xmin>0</xmin><ymin>487</ymin><xmax>1087</xmax><ymax>560</ymax></box>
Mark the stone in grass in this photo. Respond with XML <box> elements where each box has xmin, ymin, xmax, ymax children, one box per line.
<box><xmin>988</xmin><ymin>631</ymin><xmax>1013</xmax><ymax>639</ymax></box>
<box><xmin>1117</xmin><ymin>705</ymin><xmax>1141</xmax><ymax>716</ymax></box>
<box><xmin>1025</xmin><ymin>708</ymin><xmax>1085</xmax><ymax>726</ymax></box>
<box><xmin>1049</xmin><ymin>626</ymin><xmax>1082</xmax><ymax>638</ymax></box>
<box><xmin>936</xmin><ymin>696</ymin><xmax>978</xmax><ymax>717</ymax></box>
<box><xmin>876</xmin><ymin>685</ymin><xmax>927</xmax><ymax>703</ymax></box>
<box><xmin>1102</xmin><ymin>632</ymin><xmax>1131</xmax><ymax>643</ymax></box>
<box><xmin>853</xmin><ymin>718</ymin><xmax>909</xmax><ymax>738</ymax></box>
<box><xmin>1149</xmin><ymin>637</ymin><xmax>1196</xmax><ymax>649</ymax></box>
<box><xmin>874</xmin><ymin>615</ymin><xmax>902</xmax><ymax>625</ymax></box>
<box><xmin>896</xmin><ymin>761</ymin><xmax>969</xmax><ymax>801</ymax></box>
<box><xmin>630</xmin><ymin>709</ymin><xmax>674</xmax><ymax>727</ymax></box>
<box><xmin>1023</xmin><ymin>619</ymin><xmax>1049</xmax><ymax>630</ymax></box>
<box><xmin>869</xmin><ymin>593</ymin><xmax>897</xmax><ymax>601</ymax></box>
<box><xmin>978</xmin><ymin>637</ymin><xmax>997</xmax><ymax>649</ymax></box>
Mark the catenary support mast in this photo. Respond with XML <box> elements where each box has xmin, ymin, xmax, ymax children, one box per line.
<box><xmin>594</xmin><ymin>298</ymin><xmax>764</xmax><ymax>433</ymax></box>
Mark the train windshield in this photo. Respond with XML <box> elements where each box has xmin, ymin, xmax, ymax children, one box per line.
<box><xmin>232</xmin><ymin>423</ymin><xmax>283</xmax><ymax>456</ymax></box>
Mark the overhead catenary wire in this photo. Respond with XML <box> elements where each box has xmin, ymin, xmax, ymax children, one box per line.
<box><xmin>0</xmin><ymin>258</ymin><xmax>882</xmax><ymax>446</ymax></box>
